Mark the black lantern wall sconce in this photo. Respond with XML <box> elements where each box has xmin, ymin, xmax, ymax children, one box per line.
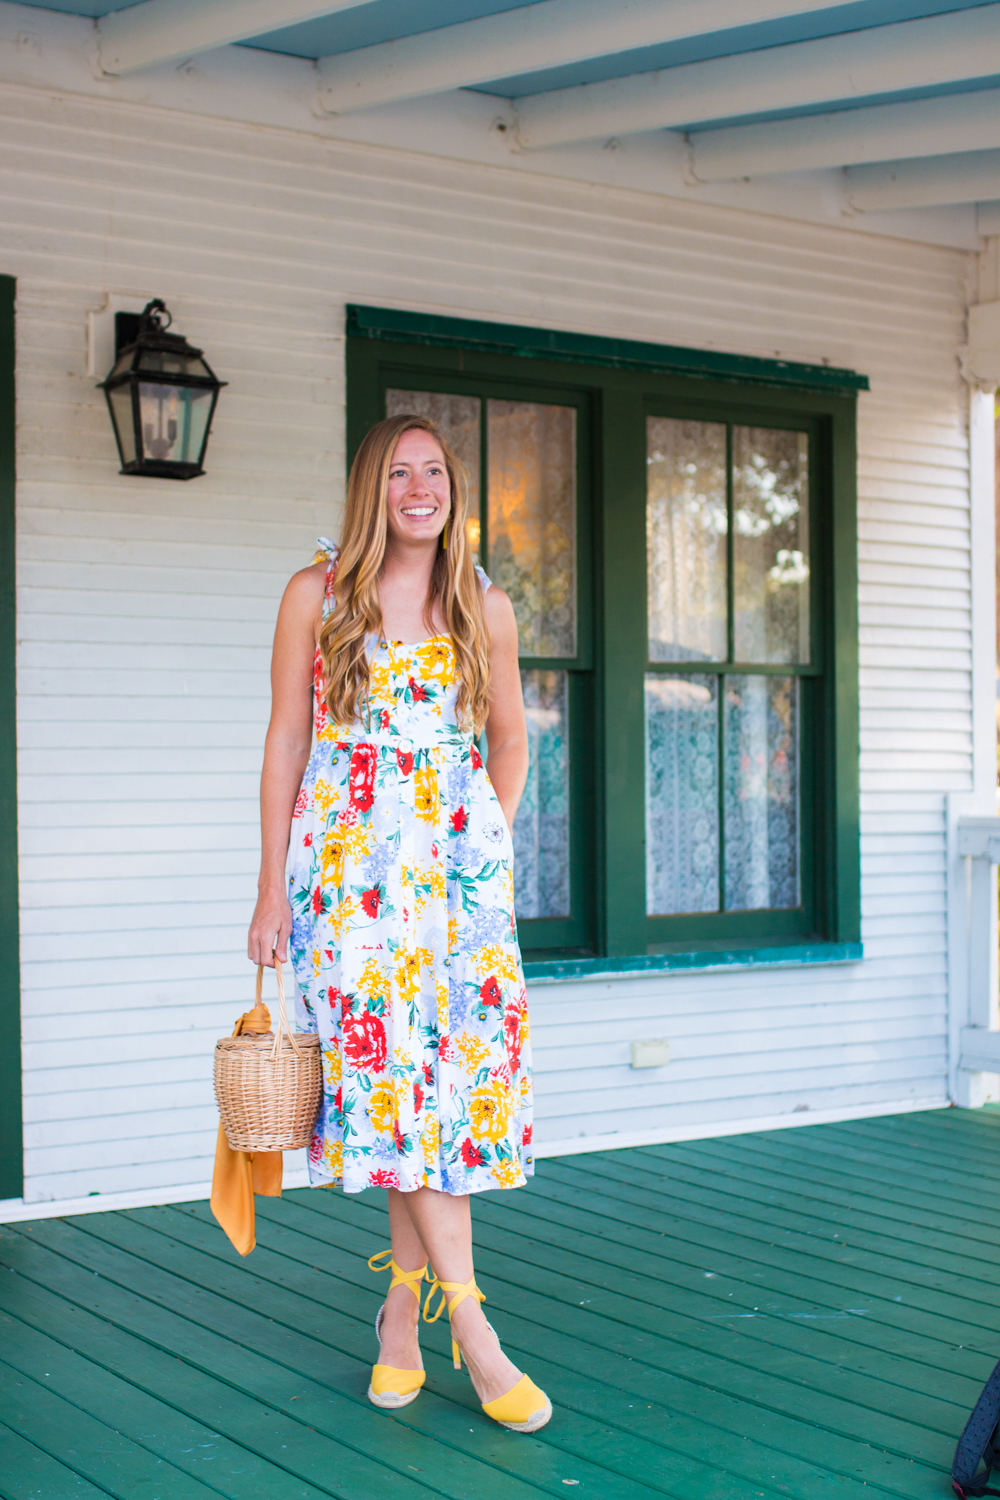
<box><xmin>100</xmin><ymin>299</ymin><xmax>226</xmax><ymax>479</ymax></box>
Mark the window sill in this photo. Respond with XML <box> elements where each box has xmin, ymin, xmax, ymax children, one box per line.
<box><xmin>522</xmin><ymin>941</ymin><xmax>863</xmax><ymax>985</ymax></box>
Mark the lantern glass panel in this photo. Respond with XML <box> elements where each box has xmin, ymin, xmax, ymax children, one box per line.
<box><xmin>108</xmin><ymin>350</ymin><xmax>135</xmax><ymax>380</ymax></box>
<box><xmin>136</xmin><ymin>346</ymin><xmax>213</xmax><ymax>379</ymax></box>
<box><xmin>137</xmin><ymin>381</ymin><xmax>213</xmax><ymax>466</ymax></box>
<box><xmin>107</xmin><ymin>384</ymin><xmax>137</xmax><ymax>466</ymax></box>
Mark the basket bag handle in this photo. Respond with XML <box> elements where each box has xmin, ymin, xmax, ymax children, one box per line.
<box><xmin>256</xmin><ymin>956</ymin><xmax>302</xmax><ymax>1062</ymax></box>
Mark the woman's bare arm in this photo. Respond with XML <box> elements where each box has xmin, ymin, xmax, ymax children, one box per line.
<box><xmin>247</xmin><ymin>562</ymin><xmax>325</xmax><ymax>966</ymax></box>
<box><xmin>481</xmin><ymin>586</ymin><xmax>529</xmax><ymax>832</ymax></box>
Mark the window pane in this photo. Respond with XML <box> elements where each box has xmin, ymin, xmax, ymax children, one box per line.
<box><xmin>647</xmin><ymin>417</ymin><xmax>727</xmax><ymax>663</ymax></box>
<box><xmin>723</xmin><ymin>675</ymin><xmax>800</xmax><ymax>910</ymax></box>
<box><xmin>386</xmin><ymin>389</ymin><xmax>482</xmax><ymax>556</ymax></box>
<box><xmin>733</xmin><ymin>428</ymin><xmax>810</xmax><ymax>664</ymax></box>
<box><xmin>645</xmin><ymin>674</ymin><xmax>719</xmax><ymax>915</ymax></box>
<box><xmin>487</xmin><ymin>400</ymin><xmax>576</xmax><ymax>658</ymax></box>
<box><xmin>513</xmin><ymin>670</ymin><xmax>570</xmax><ymax>919</ymax></box>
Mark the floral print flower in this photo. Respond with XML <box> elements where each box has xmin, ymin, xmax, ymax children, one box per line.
<box><xmin>469</xmin><ymin>1078</ymin><xmax>512</xmax><ymax>1144</ymax></box>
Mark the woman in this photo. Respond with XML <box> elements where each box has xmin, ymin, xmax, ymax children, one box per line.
<box><xmin>248</xmin><ymin>414</ymin><xmax>550</xmax><ymax>1433</ymax></box>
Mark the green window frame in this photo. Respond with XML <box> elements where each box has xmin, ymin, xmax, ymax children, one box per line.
<box><xmin>347</xmin><ymin>306</ymin><xmax>862</xmax><ymax>980</ymax></box>
<box><xmin>0</xmin><ymin>275</ymin><xmax>19</xmax><ymax>1200</ymax></box>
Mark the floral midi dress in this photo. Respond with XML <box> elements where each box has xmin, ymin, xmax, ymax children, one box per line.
<box><xmin>288</xmin><ymin>541</ymin><xmax>534</xmax><ymax>1196</ymax></box>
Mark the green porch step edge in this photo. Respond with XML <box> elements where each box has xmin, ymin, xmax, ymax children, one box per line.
<box><xmin>524</xmin><ymin>941</ymin><xmax>863</xmax><ymax>982</ymax></box>
<box><xmin>345</xmin><ymin>305</ymin><xmax>870</xmax><ymax>395</ymax></box>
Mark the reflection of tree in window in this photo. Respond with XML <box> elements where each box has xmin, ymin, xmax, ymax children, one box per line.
<box><xmin>733</xmin><ymin>429</ymin><xmax>810</xmax><ymax>665</ymax></box>
<box><xmin>488</xmin><ymin>401</ymin><xmax>576</xmax><ymax>660</ymax></box>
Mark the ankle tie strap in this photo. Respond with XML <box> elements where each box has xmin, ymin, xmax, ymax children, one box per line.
<box><xmin>368</xmin><ymin>1249</ymin><xmax>428</xmax><ymax>1302</ymax></box>
<box><xmin>423</xmin><ymin>1273</ymin><xmax>486</xmax><ymax>1369</ymax></box>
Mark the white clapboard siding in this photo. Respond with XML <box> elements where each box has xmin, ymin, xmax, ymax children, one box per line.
<box><xmin>0</xmin><ymin>78</ymin><xmax>968</xmax><ymax>1202</ymax></box>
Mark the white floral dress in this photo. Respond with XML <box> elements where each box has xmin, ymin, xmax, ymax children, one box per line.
<box><xmin>288</xmin><ymin>541</ymin><xmax>534</xmax><ymax>1195</ymax></box>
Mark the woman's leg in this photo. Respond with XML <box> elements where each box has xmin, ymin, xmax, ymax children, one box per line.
<box><xmin>374</xmin><ymin>1188</ymin><xmax>428</xmax><ymax>1370</ymax></box>
<box><xmin>393</xmin><ymin>1185</ymin><xmax>523</xmax><ymax>1404</ymax></box>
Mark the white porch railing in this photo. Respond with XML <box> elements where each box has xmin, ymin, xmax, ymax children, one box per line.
<box><xmin>952</xmin><ymin>814</ymin><xmax>1000</xmax><ymax>1096</ymax></box>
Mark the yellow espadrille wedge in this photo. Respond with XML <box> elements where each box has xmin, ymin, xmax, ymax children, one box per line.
<box><xmin>424</xmin><ymin>1272</ymin><xmax>552</xmax><ymax>1433</ymax></box>
<box><xmin>367</xmin><ymin>1249</ymin><xmax>427</xmax><ymax>1409</ymax></box>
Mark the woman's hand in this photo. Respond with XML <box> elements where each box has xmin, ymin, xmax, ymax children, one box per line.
<box><xmin>248</xmin><ymin>885</ymin><xmax>292</xmax><ymax>966</ymax></box>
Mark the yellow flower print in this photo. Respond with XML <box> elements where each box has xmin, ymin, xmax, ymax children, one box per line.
<box><xmin>312</xmin><ymin>947</ymin><xmax>322</xmax><ymax>978</ymax></box>
<box><xmin>395</xmin><ymin>946</ymin><xmax>431</xmax><ymax>1005</ymax></box>
<box><xmin>475</xmin><ymin>943</ymin><xmax>521</xmax><ymax>986</ymax></box>
<box><xmin>323</xmin><ymin>1139</ymin><xmax>343</xmax><ymax>1177</ymax></box>
<box><xmin>368</xmin><ymin>1083</ymin><xmax>396</xmax><ymax>1133</ymax></box>
<box><xmin>455</xmin><ymin>1031</ymin><xmax>491</xmax><ymax>1074</ymax></box>
<box><xmin>329</xmin><ymin>895</ymin><xmax>357</xmax><ymax>942</ymax></box>
<box><xmin>368</xmin><ymin>661</ymin><xmax>393</xmax><ymax>702</ymax></box>
<box><xmin>313</xmin><ymin>778</ymin><xmax>337</xmax><ymax>818</ymax></box>
<box><xmin>323</xmin><ymin>1044</ymin><xmax>342</xmax><ymax>1084</ymax></box>
<box><xmin>421</xmin><ymin>1114</ymin><xmax>441</xmax><ymax>1166</ymax></box>
<box><xmin>321</xmin><ymin>830</ymin><xmax>345</xmax><ymax>888</ymax></box>
<box><xmin>415</xmin><ymin>638</ymin><xmax>455</xmax><ymax>684</ymax></box>
<box><xmin>414</xmin><ymin>767</ymin><xmax>440</xmax><ymax>823</ymax></box>
<box><xmin>491</xmin><ymin>1158</ymin><xmax>522</xmax><ymax>1188</ymax></box>
<box><xmin>340</xmin><ymin>819</ymin><xmax>374</xmax><ymax>861</ymax></box>
<box><xmin>436</xmin><ymin>979</ymin><xmax>449</xmax><ymax>1028</ymax></box>
<box><xmin>518</xmin><ymin>1075</ymin><xmax>532</xmax><ymax>1106</ymax></box>
<box><xmin>448</xmin><ymin>916</ymin><xmax>459</xmax><ymax>956</ymax></box>
<box><xmin>469</xmin><ymin>1078</ymin><xmax>512</xmax><ymax>1143</ymax></box>
<box><xmin>358</xmin><ymin>956</ymin><xmax>391</xmax><ymax>1012</ymax></box>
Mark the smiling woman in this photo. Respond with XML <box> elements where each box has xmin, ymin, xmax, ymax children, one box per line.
<box><xmin>246</xmin><ymin>413</ymin><xmax>552</xmax><ymax>1435</ymax></box>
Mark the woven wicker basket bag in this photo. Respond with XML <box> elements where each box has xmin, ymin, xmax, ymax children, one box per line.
<box><xmin>214</xmin><ymin>957</ymin><xmax>322</xmax><ymax>1152</ymax></box>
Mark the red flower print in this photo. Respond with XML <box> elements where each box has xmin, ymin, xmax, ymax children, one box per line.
<box><xmin>303</xmin><ymin>832</ymin><xmax>313</xmax><ymax>847</ymax></box>
<box><xmin>438</xmin><ymin>1036</ymin><xmax>453</xmax><ymax>1063</ymax></box>
<box><xmin>393</xmin><ymin>1121</ymin><xmax>407</xmax><ymax>1152</ymax></box>
<box><xmin>471</xmin><ymin>745</ymin><xmax>483</xmax><ymax>770</ymax></box>
<box><xmin>311</xmin><ymin>885</ymin><xmax>324</xmax><ymax>915</ymax></box>
<box><xmin>293</xmin><ymin>788</ymin><xmax>307</xmax><ymax>818</ymax></box>
<box><xmin>504</xmin><ymin>996</ymin><xmax>525</xmax><ymax>1070</ymax></box>
<box><xmin>333</xmin><ymin>1085</ymin><xmax>343</xmax><ymax>1114</ymax></box>
<box><xmin>342</xmin><ymin>1010</ymin><xmax>387</xmax><ymax>1073</ymax></box>
<box><xmin>396</xmin><ymin>749</ymin><xmax>414</xmax><ymax>776</ymax></box>
<box><xmin>324</xmin><ymin>949</ymin><xmax>333</xmax><ymax>962</ymax></box>
<box><xmin>309</xmin><ymin>1133</ymin><xmax>323</xmax><ymax>1163</ymax></box>
<box><xmin>361</xmin><ymin>888</ymin><xmax>380</xmax><ymax>919</ymax></box>
<box><xmin>480</xmin><ymin>976</ymin><xmax>502</xmax><ymax>1008</ymax></box>
<box><xmin>413</xmin><ymin>1081</ymin><xmax>425</xmax><ymax>1113</ymax></box>
<box><xmin>461</xmin><ymin>1138</ymin><xmax>485</xmax><ymax>1169</ymax></box>
<box><xmin>349</xmin><ymin>744</ymin><xmax>377</xmax><ymax>813</ymax></box>
<box><xmin>523</xmin><ymin>1124</ymin><xmax>532</xmax><ymax>1146</ymax></box>
<box><xmin>451</xmin><ymin>806</ymin><xmax>468</xmax><ymax>833</ymax></box>
<box><xmin>431</xmin><ymin>842</ymin><xmax>439</xmax><ymax>860</ymax></box>
<box><xmin>381</xmin><ymin>709</ymin><xmax>391</xmax><ymax>730</ymax></box>
<box><xmin>422</xmin><ymin>1062</ymin><xmax>434</xmax><ymax>1086</ymax></box>
<box><xmin>408</xmin><ymin>677</ymin><xmax>428</xmax><ymax>703</ymax></box>
<box><xmin>370</xmin><ymin>1168</ymin><xmax>400</xmax><ymax>1189</ymax></box>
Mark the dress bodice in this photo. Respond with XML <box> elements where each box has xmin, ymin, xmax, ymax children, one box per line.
<box><xmin>311</xmin><ymin>538</ymin><xmax>487</xmax><ymax>746</ymax></box>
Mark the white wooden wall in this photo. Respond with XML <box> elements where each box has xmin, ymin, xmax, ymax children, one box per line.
<box><xmin>3</xmin><ymin>79</ymin><xmax>969</xmax><ymax>1203</ymax></box>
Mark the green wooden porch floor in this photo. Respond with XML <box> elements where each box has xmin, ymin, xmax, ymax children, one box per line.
<box><xmin>2</xmin><ymin>1107</ymin><xmax>997</xmax><ymax>1500</ymax></box>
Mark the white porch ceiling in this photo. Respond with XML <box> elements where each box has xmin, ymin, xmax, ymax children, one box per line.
<box><xmin>11</xmin><ymin>0</ymin><xmax>1000</xmax><ymax>218</ymax></box>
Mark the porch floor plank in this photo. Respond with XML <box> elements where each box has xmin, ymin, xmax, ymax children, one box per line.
<box><xmin>2</xmin><ymin>1109</ymin><xmax>995</xmax><ymax>1499</ymax></box>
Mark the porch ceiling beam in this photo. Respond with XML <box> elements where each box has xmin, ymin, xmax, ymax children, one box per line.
<box><xmin>514</xmin><ymin>4</ymin><xmax>1000</xmax><ymax>149</ymax></box>
<box><xmin>845</xmin><ymin>148</ymin><xmax>1000</xmax><ymax>212</ymax></box>
<box><xmin>690</xmin><ymin>88</ymin><xmax>1000</xmax><ymax>182</ymax></box>
<box><xmin>317</xmin><ymin>0</ymin><xmax>852</xmax><ymax>116</ymax></box>
<box><xmin>97</xmin><ymin>0</ymin><xmax>372</xmax><ymax>77</ymax></box>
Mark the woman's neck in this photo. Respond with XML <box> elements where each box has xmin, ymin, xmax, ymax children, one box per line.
<box><xmin>378</xmin><ymin>537</ymin><xmax>445</xmax><ymax>642</ymax></box>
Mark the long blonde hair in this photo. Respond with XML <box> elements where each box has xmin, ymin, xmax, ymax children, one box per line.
<box><xmin>320</xmin><ymin>414</ymin><xmax>491</xmax><ymax>734</ymax></box>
